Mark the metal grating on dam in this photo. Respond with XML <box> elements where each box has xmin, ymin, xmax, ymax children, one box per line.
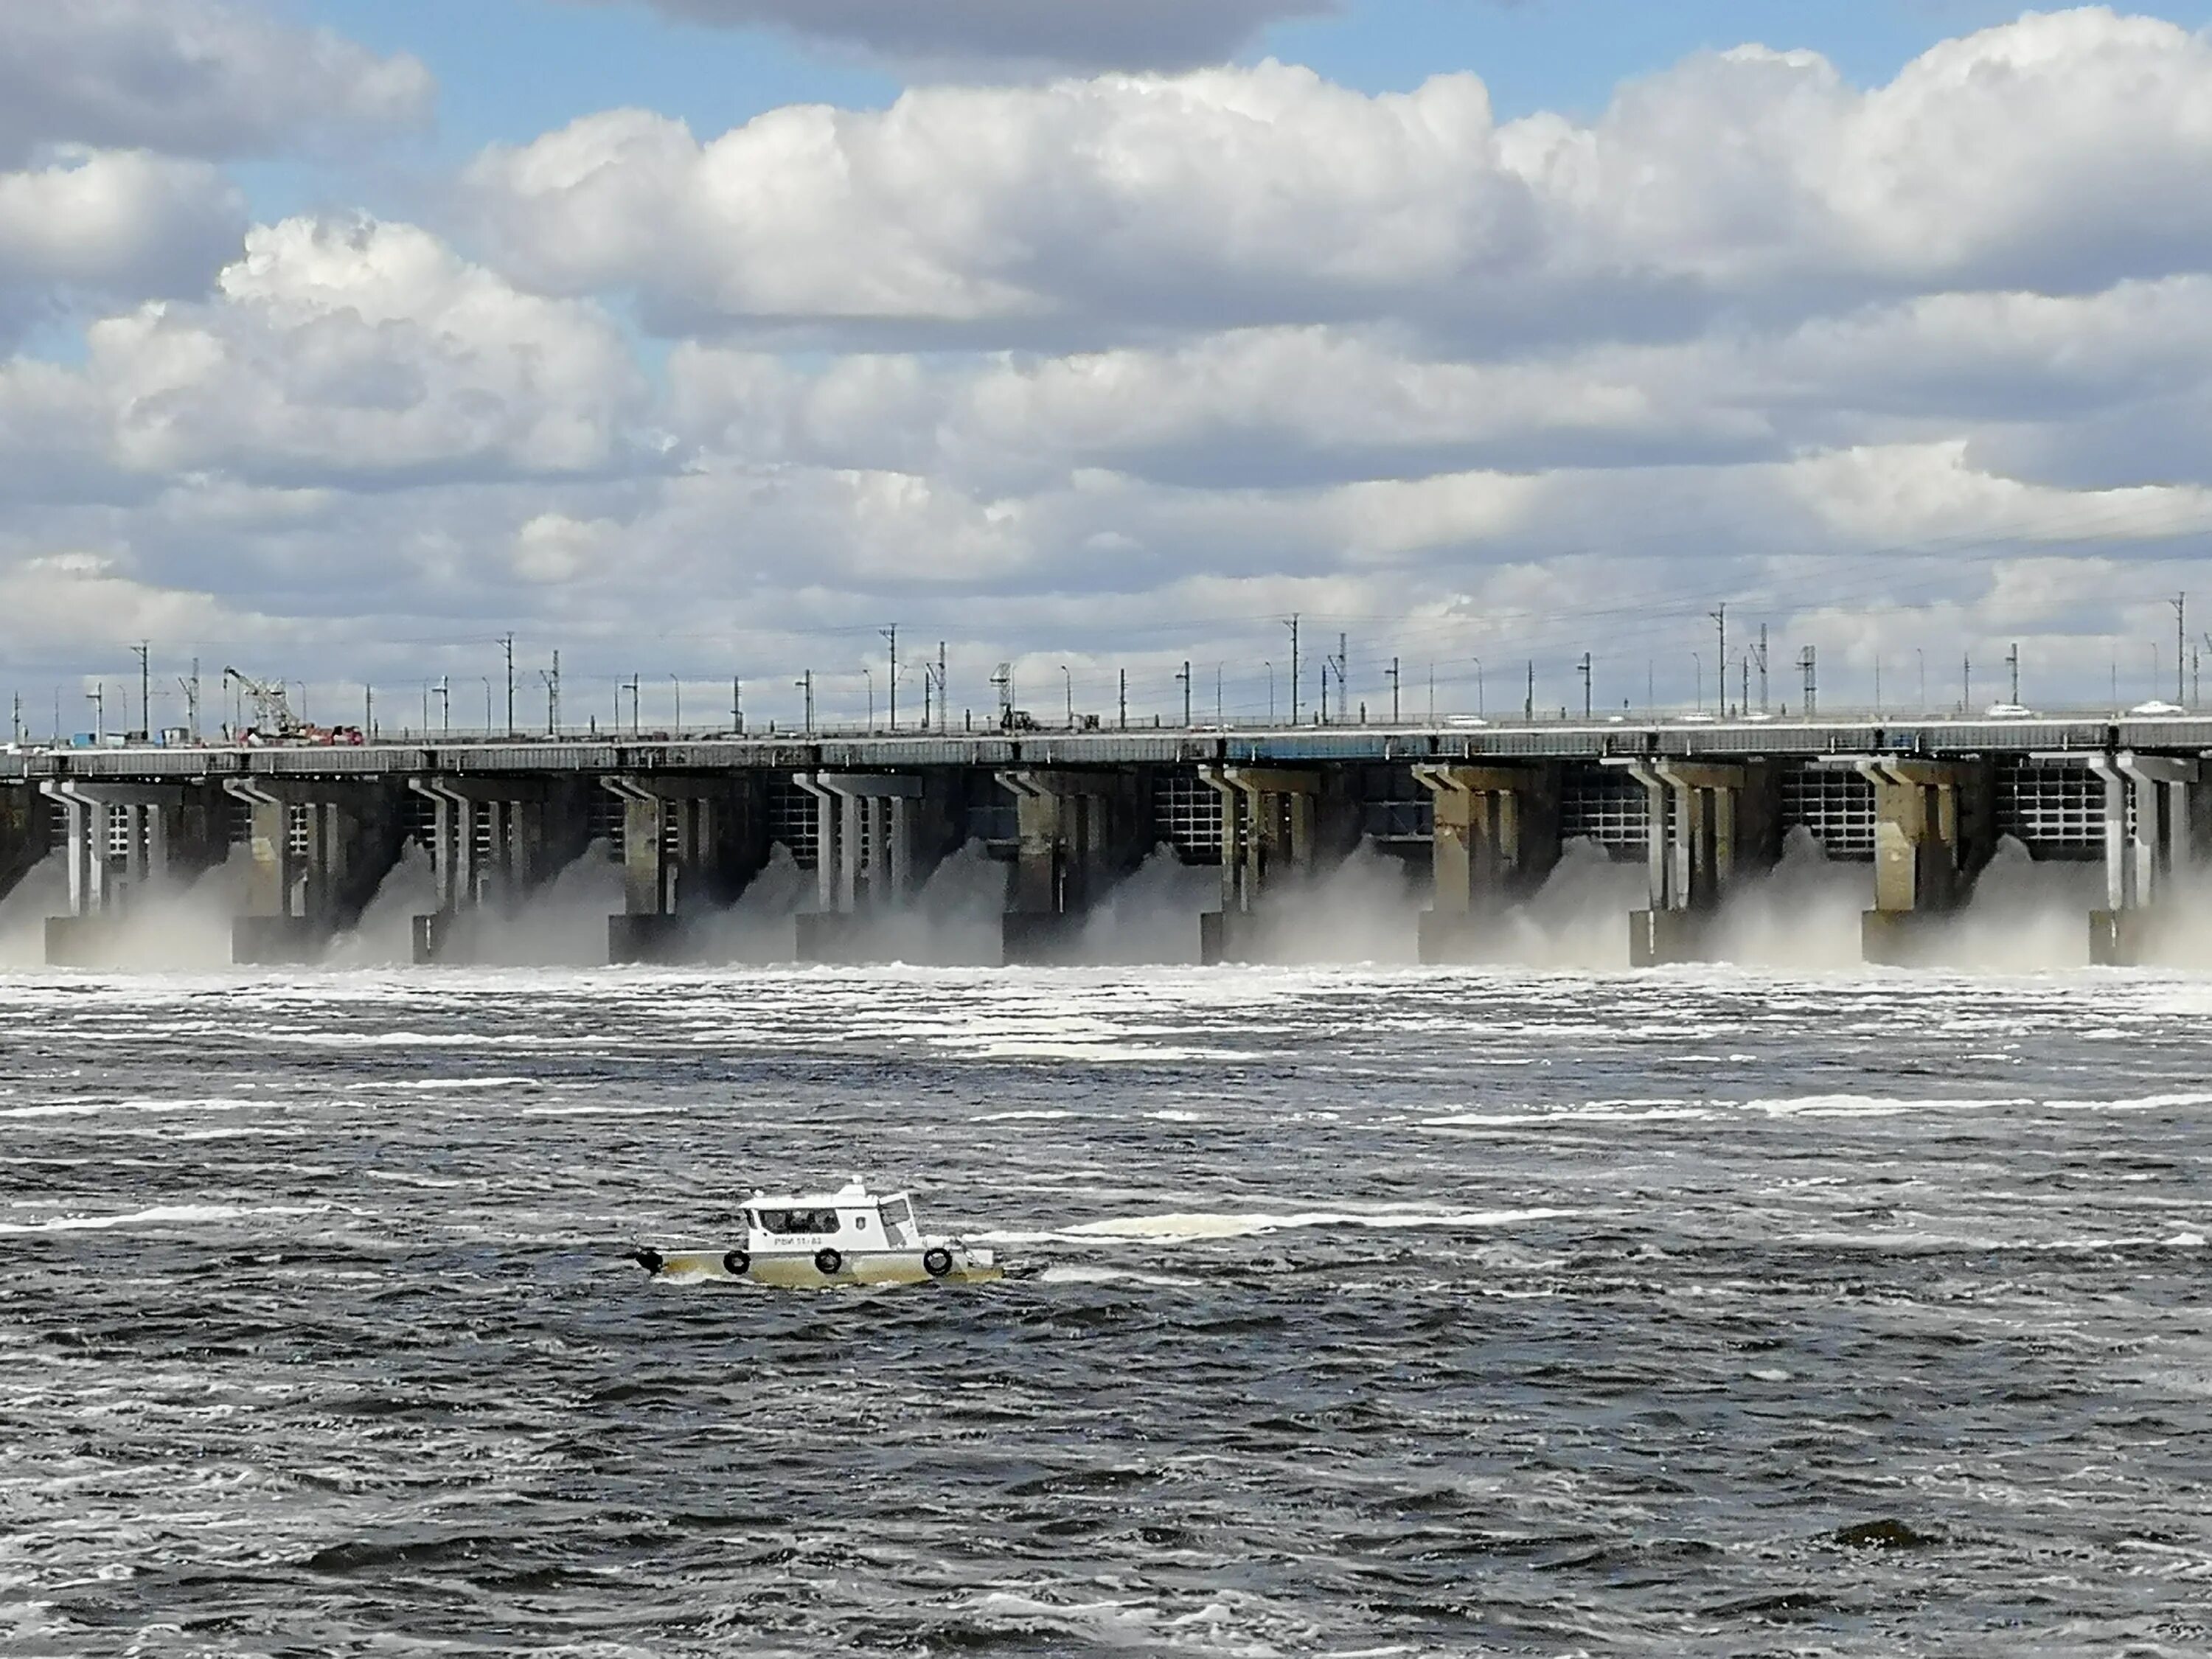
<box><xmin>1780</xmin><ymin>769</ymin><xmax>1874</xmax><ymax>857</ymax></box>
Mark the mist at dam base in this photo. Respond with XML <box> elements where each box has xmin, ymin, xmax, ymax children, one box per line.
<box><xmin>0</xmin><ymin>819</ymin><xmax>2195</xmax><ymax>974</ymax></box>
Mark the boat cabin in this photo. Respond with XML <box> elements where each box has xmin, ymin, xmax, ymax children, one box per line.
<box><xmin>742</xmin><ymin>1180</ymin><xmax>923</xmax><ymax>1251</ymax></box>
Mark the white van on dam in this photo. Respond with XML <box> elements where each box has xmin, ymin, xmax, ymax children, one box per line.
<box><xmin>633</xmin><ymin>1179</ymin><xmax>1000</xmax><ymax>1288</ymax></box>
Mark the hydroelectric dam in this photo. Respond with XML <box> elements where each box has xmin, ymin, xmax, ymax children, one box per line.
<box><xmin>3</xmin><ymin>712</ymin><xmax>2208</xmax><ymax>969</ymax></box>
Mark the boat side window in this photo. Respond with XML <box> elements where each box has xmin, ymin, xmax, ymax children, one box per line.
<box><xmin>755</xmin><ymin>1208</ymin><xmax>840</xmax><ymax>1235</ymax></box>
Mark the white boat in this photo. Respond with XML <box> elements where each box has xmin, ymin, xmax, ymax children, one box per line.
<box><xmin>633</xmin><ymin>1178</ymin><xmax>1000</xmax><ymax>1287</ymax></box>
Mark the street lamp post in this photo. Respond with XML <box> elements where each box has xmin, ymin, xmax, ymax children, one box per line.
<box><xmin>1693</xmin><ymin>651</ymin><xmax>1703</xmax><ymax>712</ymax></box>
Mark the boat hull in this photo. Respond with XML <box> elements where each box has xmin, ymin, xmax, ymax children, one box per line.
<box><xmin>637</xmin><ymin>1246</ymin><xmax>1001</xmax><ymax>1287</ymax></box>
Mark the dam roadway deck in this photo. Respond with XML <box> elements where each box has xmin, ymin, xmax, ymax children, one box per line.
<box><xmin>4</xmin><ymin>712</ymin><xmax>2208</xmax><ymax>967</ymax></box>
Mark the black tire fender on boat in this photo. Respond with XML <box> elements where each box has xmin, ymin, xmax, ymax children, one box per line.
<box><xmin>813</xmin><ymin>1247</ymin><xmax>843</xmax><ymax>1278</ymax></box>
<box><xmin>922</xmin><ymin>1247</ymin><xmax>954</xmax><ymax>1279</ymax></box>
<box><xmin>722</xmin><ymin>1248</ymin><xmax>749</xmax><ymax>1277</ymax></box>
<box><xmin>633</xmin><ymin>1248</ymin><xmax>664</xmax><ymax>1276</ymax></box>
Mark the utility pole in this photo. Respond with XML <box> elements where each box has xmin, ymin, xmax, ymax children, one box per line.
<box><xmin>1386</xmin><ymin>657</ymin><xmax>1400</xmax><ymax>723</ymax></box>
<box><xmin>671</xmin><ymin>675</ymin><xmax>682</xmax><ymax>733</ymax></box>
<box><xmin>1118</xmin><ymin>668</ymin><xmax>1127</xmax><ymax>730</ymax></box>
<box><xmin>1524</xmin><ymin>660</ymin><xmax>1534</xmax><ymax>721</ymax></box>
<box><xmin>797</xmin><ymin>669</ymin><xmax>814</xmax><ymax>734</ymax></box>
<box><xmin>1577</xmin><ymin>652</ymin><xmax>1593</xmax><ymax>720</ymax></box>
<box><xmin>732</xmin><ymin>675</ymin><xmax>742</xmax><ymax>734</ymax></box>
<box><xmin>1286</xmin><ymin>613</ymin><xmax>1301</xmax><ymax>725</ymax></box>
<box><xmin>882</xmin><ymin>624</ymin><xmax>898</xmax><ymax>732</ymax></box>
<box><xmin>2174</xmin><ymin>593</ymin><xmax>2188</xmax><ymax>705</ymax></box>
<box><xmin>1710</xmin><ymin>605</ymin><xmax>1725</xmax><ymax>717</ymax></box>
<box><xmin>10</xmin><ymin>692</ymin><xmax>19</xmax><ymax>746</ymax></box>
<box><xmin>435</xmin><ymin>675</ymin><xmax>451</xmax><ymax>734</ymax></box>
<box><xmin>1330</xmin><ymin>632</ymin><xmax>1348</xmax><ymax>726</ymax></box>
<box><xmin>623</xmin><ymin>674</ymin><xmax>641</xmax><ymax>734</ymax></box>
<box><xmin>539</xmin><ymin>651</ymin><xmax>560</xmax><ymax>735</ymax></box>
<box><xmin>1756</xmin><ymin>624</ymin><xmax>1769</xmax><ymax>714</ymax></box>
<box><xmin>177</xmin><ymin>660</ymin><xmax>202</xmax><ymax>742</ymax></box>
<box><xmin>130</xmin><ymin>641</ymin><xmax>150</xmax><ymax>739</ymax></box>
<box><xmin>937</xmin><ymin>641</ymin><xmax>947</xmax><ymax>733</ymax></box>
<box><xmin>88</xmin><ymin>684</ymin><xmax>105</xmax><ymax>742</ymax></box>
<box><xmin>1962</xmin><ymin>652</ymin><xmax>1972</xmax><ymax>714</ymax></box>
<box><xmin>1177</xmin><ymin>660</ymin><xmax>1192</xmax><ymax>728</ymax></box>
<box><xmin>1798</xmin><ymin>645</ymin><xmax>1818</xmax><ymax>717</ymax></box>
<box><xmin>502</xmin><ymin>633</ymin><xmax>515</xmax><ymax>735</ymax></box>
<box><xmin>2007</xmin><ymin>641</ymin><xmax>2020</xmax><ymax>706</ymax></box>
<box><xmin>364</xmin><ymin>684</ymin><xmax>374</xmax><ymax>738</ymax></box>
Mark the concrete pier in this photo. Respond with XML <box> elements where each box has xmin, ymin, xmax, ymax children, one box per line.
<box><xmin>1856</xmin><ymin>758</ymin><xmax>1996</xmax><ymax>965</ymax></box>
<box><xmin>1613</xmin><ymin>759</ymin><xmax>1781</xmax><ymax>964</ymax></box>
<box><xmin>1413</xmin><ymin>762</ymin><xmax>1562</xmax><ymax>962</ymax></box>
<box><xmin>999</xmin><ymin>768</ymin><xmax>1148</xmax><ymax>964</ymax></box>
<box><xmin>793</xmin><ymin>772</ymin><xmax>923</xmax><ymax>963</ymax></box>
<box><xmin>1198</xmin><ymin>765</ymin><xmax>1361</xmax><ymax>963</ymax></box>
<box><xmin>408</xmin><ymin>776</ymin><xmax>593</xmax><ymax>963</ymax></box>
<box><xmin>604</xmin><ymin>775</ymin><xmax>767</xmax><ymax>963</ymax></box>
<box><xmin>226</xmin><ymin>779</ymin><xmax>408</xmax><ymax>964</ymax></box>
<box><xmin>2087</xmin><ymin>751</ymin><xmax>2202</xmax><ymax>964</ymax></box>
<box><xmin>0</xmin><ymin>782</ymin><xmax>52</xmax><ymax>906</ymax></box>
<box><xmin>39</xmin><ymin>779</ymin><xmax>229</xmax><ymax>964</ymax></box>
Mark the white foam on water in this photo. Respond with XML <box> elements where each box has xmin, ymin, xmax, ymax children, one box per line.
<box><xmin>984</xmin><ymin>1204</ymin><xmax>1574</xmax><ymax>1245</ymax></box>
<box><xmin>2045</xmin><ymin>1090</ymin><xmax>2212</xmax><ymax>1113</ymax></box>
<box><xmin>344</xmin><ymin>1075</ymin><xmax>543</xmax><ymax>1093</ymax></box>
<box><xmin>1741</xmin><ymin>1093</ymin><xmax>2033</xmax><ymax>1118</ymax></box>
<box><xmin>1421</xmin><ymin>1105</ymin><xmax>1710</xmax><ymax>1127</ymax></box>
<box><xmin>0</xmin><ymin>1203</ymin><xmax>328</xmax><ymax>1235</ymax></box>
<box><xmin>974</xmin><ymin>1109</ymin><xmax>1077</xmax><ymax>1122</ymax></box>
<box><xmin>0</xmin><ymin>1095</ymin><xmax>265</xmax><ymax>1120</ymax></box>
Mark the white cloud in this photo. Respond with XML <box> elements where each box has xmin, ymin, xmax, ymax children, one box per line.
<box><xmin>468</xmin><ymin>13</ymin><xmax>2212</xmax><ymax>348</ymax></box>
<box><xmin>11</xmin><ymin>10</ymin><xmax>2212</xmax><ymax>717</ymax></box>
<box><xmin>0</xmin><ymin>147</ymin><xmax>245</xmax><ymax>336</ymax></box>
<box><xmin>0</xmin><ymin>0</ymin><xmax>432</xmax><ymax>166</ymax></box>
<box><xmin>571</xmin><ymin>0</ymin><xmax>1334</xmax><ymax>72</ymax></box>
<box><xmin>32</xmin><ymin>216</ymin><xmax>653</xmax><ymax>485</ymax></box>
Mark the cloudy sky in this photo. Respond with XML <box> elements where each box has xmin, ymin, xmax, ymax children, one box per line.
<box><xmin>4</xmin><ymin>0</ymin><xmax>2212</xmax><ymax>736</ymax></box>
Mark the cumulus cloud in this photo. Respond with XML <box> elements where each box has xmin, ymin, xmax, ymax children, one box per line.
<box><xmin>0</xmin><ymin>0</ymin><xmax>433</xmax><ymax>166</ymax></box>
<box><xmin>0</xmin><ymin>148</ymin><xmax>246</xmax><ymax>338</ymax></box>
<box><xmin>0</xmin><ymin>216</ymin><xmax>647</xmax><ymax>495</ymax></box>
<box><xmin>10</xmin><ymin>9</ymin><xmax>2212</xmax><ymax>718</ymax></box>
<box><xmin>468</xmin><ymin>13</ymin><xmax>2212</xmax><ymax>348</ymax></box>
<box><xmin>573</xmin><ymin>0</ymin><xmax>1334</xmax><ymax>72</ymax></box>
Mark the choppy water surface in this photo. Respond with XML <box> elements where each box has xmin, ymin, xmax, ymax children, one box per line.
<box><xmin>3</xmin><ymin>964</ymin><xmax>2210</xmax><ymax>1656</ymax></box>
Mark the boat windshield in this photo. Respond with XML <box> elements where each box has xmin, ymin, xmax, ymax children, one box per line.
<box><xmin>754</xmin><ymin>1208</ymin><xmax>840</xmax><ymax>1235</ymax></box>
<box><xmin>880</xmin><ymin>1197</ymin><xmax>917</xmax><ymax>1239</ymax></box>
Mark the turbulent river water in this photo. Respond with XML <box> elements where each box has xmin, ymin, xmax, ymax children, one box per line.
<box><xmin>3</xmin><ymin>964</ymin><xmax>2209</xmax><ymax>1656</ymax></box>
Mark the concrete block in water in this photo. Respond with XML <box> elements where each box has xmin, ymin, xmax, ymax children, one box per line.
<box><xmin>1860</xmin><ymin>909</ymin><xmax>1955</xmax><ymax>967</ymax></box>
<box><xmin>1002</xmin><ymin>911</ymin><xmax>1084</xmax><ymax>967</ymax></box>
<box><xmin>796</xmin><ymin>911</ymin><xmax>872</xmax><ymax>964</ymax></box>
<box><xmin>232</xmin><ymin>915</ymin><xmax>330</xmax><ymax>966</ymax></box>
<box><xmin>1200</xmin><ymin>909</ymin><xmax>1273</xmax><ymax>965</ymax></box>
<box><xmin>2088</xmin><ymin>908</ymin><xmax>2169</xmax><ymax>967</ymax></box>
<box><xmin>45</xmin><ymin>915</ymin><xmax>129</xmax><ymax>967</ymax></box>
<box><xmin>1418</xmin><ymin>909</ymin><xmax>1509</xmax><ymax>964</ymax></box>
<box><xmin>412</xmin><ymin>911</ymin><xmax>458</xmax><ymax>966</ymax></box>
<box><xmin>608</xmin><ymin>912</ymin><xmax>697</xmax><ymax>965</ymax></box>
<box><xmin>1629</xmin><ymin>908</ymin><xmax>1718</xmax><ymax>967</ymax></box>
